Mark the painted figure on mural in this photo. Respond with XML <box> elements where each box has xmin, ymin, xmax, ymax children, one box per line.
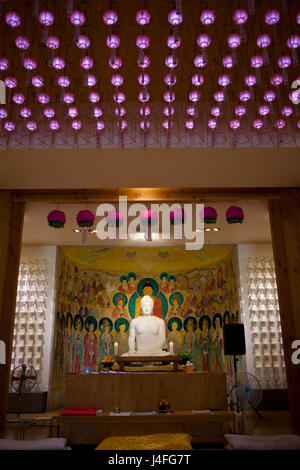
<box><xmin>114</xmin><ymin>318</ymin><xmax>130</xmax><ymax>356</ymax></box>
<box><xmin>53</xmin><ymin>311</ymin><xmax>61</xmax><ymax>384</ymax></box>
<box><xmin>217</xmin><ymin>266</ymin><xmax>226</xmax><ymax>289</ymax></box>
<box><xmin>127</xmin><ymin>273</ymin><xmax>137</xmax><ymax>294</ymax></box>
<box><xmin>183</xmin><ymin>317</ymin><xmax>199</xmax><ymax>369</ymax></box>
<box><xmin>99</xmin><ymin>289</ymin><xmax>111</xmax><ymax>318</ymax></box>
<box><xmin>199</xmin><ymin>315</ymin><xmax>212</xmax><ymax>371</ymax></box>
<box><xmin>112</xmin><ymin>293</ymin><xmax>129</xmax><ymax>319</ymax></box>
<box><xmin>71</xmin><ymin>314</ymin><xmax>84</xmax><ymax>374</ymax></box>
<box><xmin>135</xmin><ymin>282</ymin><xmax>163</xmax><ymax>318</ymax></box>
<box><xmin>212</xmin><ymin>313</ymin><xmax>225</xmax><ymax>373</ymax></box>
<box><xmin>118</xmin><ymin>275</ymin><xmax>130</xmax><ymax>294</ymax></box>
<box><xmin>168</xmin><ymin>292</ymin><xmax>184</xmax><ymax>318</ymax></box>
<box><xmin>78</xmin><ymin>294</ymin><xmax>89</xmax><ymax>318</ymax></box>
<box><xmin>168</xmin><ymin>275</ymin><xmax>177</xmax><ymax>293</ymax></box>
<box><xmin>159</xmin><ymin>273</ymin><xmax>170</xmax><ymax>295</ymax></box>
<box><xmin>84</xmin><ymin>316</ymin><xmax>98</xmax><ymax>372</ymax></box>
<box><xmin>81</xmin><ymin>272</ymin><xmax>90</xmax><ymax>297</ymax></box>
<box><xmin>64</xmin><ymin>312</ymin><xmax>73</xmax><ymax>375</ymax></box>
<box><xmin>166</xmin><ymin>317</ymin><xmax>183</xmax><ymax>354</ymax></box>
<box><xmin>223</xmin><ymin>311</ymin><xmax>233</xmax><ymax>376</ymax></box>
<box><xmin>98</xmin><ymin>318</ymin><xmax>114</xmax><ymax>370</ymax></box>
<box><xmin>179</xmin><ymin>275</ymin><xmax>189</xmax><ymax>293</ymax></box>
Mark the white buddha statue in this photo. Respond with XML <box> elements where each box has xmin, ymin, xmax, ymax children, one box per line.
<box><xmin>122</xmin><ymin>295</ymin><xmax>169</xmax><ymax>356</ymax></box>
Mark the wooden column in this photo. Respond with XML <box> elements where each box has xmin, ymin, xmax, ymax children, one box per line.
<box><xmin>0</xmin><ymin>192</ymin><xmax>25</xmax><ymax>430</ymax></box>
<box><xmin>268</xmin><ymin>189</ymin><xmax>300</xmax><ymax>434</ymax></box>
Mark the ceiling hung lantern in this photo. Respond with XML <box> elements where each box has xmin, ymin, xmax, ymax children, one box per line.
<box><xmin>200</xmin><ymin>207</ymin><xmax>218</xmax><ymax>224</ymax></box>
<box><xmin>76</xmin><ymin>210</ymin><xmax>95</xmax><ymax>243</ymax></box>
<box><xmin>226</xmin><ymin>206</ymin><xmax>244</xmax><ymax>224</ymax></box>
<box><xmin>140</xmin><ymin>210</ymin><xmax>158</xmax><ymax>242</ymax></box>
<box><xmin>47</xmin><ymin>210</ymin><xmax>66</xmax><ymax>229</ymax></box>
<box><xmin>136</xmin><ymin>7</ymin><xmax>151</xmax><ymax>139</ymax></box>
<box><xmin>106</xmin><ymin>210</ymin><xmax>124</xmax><ymax>240</ymax></box>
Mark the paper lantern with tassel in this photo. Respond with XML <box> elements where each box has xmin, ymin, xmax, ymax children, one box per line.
<box><xmin>47</xmin><ymin>210</ymin><xmax>66</xmax><ymax>228</ymax></box>
<box><xmin>200</xmin><ymin>206</ymin><xmax>218</xmax><ymax>224</ymax></box>
<box><xmin>140</xmin><ymin>210</ymin><xmax>158</xmax><ymax>241</ymax></box>
<box><xmin>226</xmin><ymin>206</ymin><xmax>244</xmax><ymax>223</ymax></box>
<box><xmin>76</xmin><ymin>209</ymin><xmax>95</xmax><ymax>243</ymax></box>
<box><xmin>106</xmin><ymin>210</ymin><xmax>124</xmax><ymax>240</ymax></box>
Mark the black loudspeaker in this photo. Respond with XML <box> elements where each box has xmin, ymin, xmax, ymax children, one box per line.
<box><xmin>223</xmin><ymin>323</ymin><xmax>246</xmax><ymax>356</ymax></box>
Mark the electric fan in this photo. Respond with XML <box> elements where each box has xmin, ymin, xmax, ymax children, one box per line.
<box><xmin>10</xmin><ymin>363</ymin><xmax>38</xmax><ymax>417</ymax></box>
<box><xmin>228</xmin><ymin>371</ymin><xmax>262</xmax><ymax>435</ymax></box>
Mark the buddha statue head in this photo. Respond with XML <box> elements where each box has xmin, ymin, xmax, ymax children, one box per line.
<box><xmin>140</xmin><ymin>295</ymin><xmax>154</xmax><ymax>316</ymax></box>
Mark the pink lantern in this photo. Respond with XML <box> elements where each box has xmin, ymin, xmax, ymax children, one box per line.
<box><xmin>200</xmin><ymin>207</ymin><xmax>218</xmax><ymax>224</ymax></box>
<box><xmin>114</xmin><ymin>91</ymin><xmax>125</xmax><ymax>103</ymax></box>
<box><xmin>167</xmin><ymin>35</ymin><xmax>181</xmax><ymax>49</ymax></box>
<box><xmin>139</xmin><ymin>73</ymin><xmax>151</xmax><ymax>86</ymax></box>
<box><xmin>26</xmin><ymin>121</ymin><xmax>37</xmax><ymax>131</ymax></box>
<box><xmin>278</xmin><ymin>56</ymin><xmax>291</xmax><ymax>69</ymax></box>
<box><xmin>97</xmin><ymin>121</ymin><xmax>105</xmax><ymax>131</ymax></box>
<box><xmin>227</xmin><ymin>34</ymin><xmax>241</xmax><ymax>48</ymax></box>
<box><xmin>47</xmin><ymin>210</ymin><xmax>65</xmax><ymax>228</ymax></box>
<box><xmin>57</xmin><ymin>76</ymin><xmax>70</xmax><ymax>88</ymax></box>
<box><xmin>76</xmin><ymin>210</ymin><xmax>94</xmax><ymax>243</ymax></box>
<box><xmin>112</xmin><ymin>74</ymin><xmax>124</xmax><ymax>87</ymax></box>
<box><xmin>110</xmin><ymin>56</ymin><xmax>122</xmax><ymax>69</ymax></box>
<box><xmin>235</xmin><ymin>105</ymin><xmax>246</xmax><ymax>117</ymax></box>
<box><xmin>197</xmin><ymin>34</ymin><xmax>211</xmax><ymax>48</ymax></box>
<box><xmin>194</xmin><ymin>55</ymin><xmax>206</xmax><ymax>68</ymax></box>
<box><xmin>136</xmin><ymin>10</ymin><xmax>151</xmax><ymax>25</ymax></box>
<box><xmin>287</xmin><ymin>35</ymin><xmax>300</xmax><ymax>49</ymax></box>
<box><xmin>211</xmin><ymin>106</ymin><xmax>221</xmax><ymax>117</ymax></box>
<box><xmin>52</xmin><ymin>57</ymin><xmax>65</xmax><ymax>70</ymax></box>
<box><xmin>186</xmin><ymin>105</ymin><xmax>195</xmax><ymax>116</ymax></box>
<box><xmin>63</xmin><ymin>93</ymin><xmax>74</xmax><ymax>104</ymax></box>
<box><xmin>72</xmin><ymin>119</ymin><xmax>82</xmax><ymax>130</ymax></box>
<box><xmin>252</xmin><ymin>119</ymin><xmax>263</xmax><ymax>129</ymax></box>
<box><xmin>239</xmin><ymin>90</ymin><xmax>251</xmax><ymax>102</ymax></box>
<box><xmin>270</xmin><ymin>74</ymin><xmax>283</xmax><ymax>86</ymax></box>
<box><xmin>5</xmin><ymin>77</ymin><xmax>17</xmax><ymax>88</ymax></box>
<box><xmin>0</xmin><ymin>58</ymin><xmax>9</xmax><ymax>71</ymax></box>
<box><xmin>230</xmin><ymin>119</ymin><xmax>240</xmax><ymax>129</ymax></box>
<box><xmin>140</xmin><ymin>210</ymin><xmax>158</xmax><ymax>242</ymax></box>
<box><xmin>218</xmin><ymin>74</ymin><xmax>230</xmax><ymax>87</ymax></box>
<box><xmin>164</xmin><ymin>73</ymin><xmax>176</xmax><ymax>86</ymax></box>
<box><xmin>233</xmin><ymin>9</ymin><xmax>248</xmax><ymax>24</ymax></box>
<box><xmin>49</xmin><ymin>120</ymin><xmax>60</xmax><ymax>131</ymax></box>
<box><xmin>274</xmin><ymin>119</ymin><xmax>286</xmax><ymax>129</ymax></box>
<box><xmin>140</xmin><ymin>120</ymin><xmax>151</xmax><ymax>131</ymax></box>
<box><xmin>117</xmin><ymin>119</ymin><xmax>128</xmax><ymax>131</ymax></box>
<box><xmin>32</xmin><ymin>75</ymin><xmax>44</xmax><ymax>88</ymax></box>
<box><xmin>0</xmin><ymin>108</ymin><xmax>8</xmax><ymax>119</ymax></box>
<box><xmin>168</xmin><ymin>10</ymin><xmax>183</xmax><ymax>25</ymax></box>
<box><xmin>5</xmin><ymin>12</ymin><xmax>21</xmax><ymax>28</ymax></box>
<box><xmin>136</xmin><ymin>35</ymin><xmax>150</xmax><ymax>49</ymax></box>
<box><xmin>162</xmin><ymin>119</ymin><xmax>173</xmax><ymax>130</ymax></box>
<box><xmin>86</xmin><ymin>75</ymin><xmax>97</xmax><ymax>87</ymax></box>
<box><xmin>80</xmin><ymin>56</ymin><xmax>93</xmax><ymax>70</ymax></box>
<box><xmin>38</xmin><ymin>93</ymin><xmax>50</xmax><ymax>104</ymax></box>
<box><xmin>106</xmin><ymin>211</ymin><xmax>124</xmax><ymax>240</ymax></box>
<box><xmin>264</xmin><ymin>90</ymin><xmax>276</xmax><ymax>102</ymax></box>
<box><xmin>70</xmin><ymin>11</ymin><xmax>85</xmax><ymax>26</ymax></box>
<box><xmin>222</xmin><ymin>55</ymin><xmax>233</xmax><ymax>68</ymax></box>
<box><xmin>106</xmin><ymin>34</ymin><xmax>120</xmax><ymax>49</ymax></box>
<box><xmin>94</xmin><ymin>107</ymin><xmax>103</xmax><ymax>118</ymax></box>
<box><xmin>185</xmin><ymin>119</ymin><xmax>194</xmax><ymax>129</ymax></box>
<box><xmin>103</xmin><ymin>10</ymin><xmax>118</xmax><ymax>25</ymax></box>
<box><xmin>12</xmin><ymin>93</ymin><xmax>25</xmax><ymax>105</ymax></box>
<box><xmin>89</xmin><ymin>92</ymin><xmax>100</xmax><ymax>103</ymax></box>
<box><xmin>214</xmin><ymin>91</ymin><xmax>225</xmax><ymax>102</ymax></box>
<box><xmin>200</xmin><ymin>10</ymin><xmax>215</xmax><ymax>25</ymax></box>
<box><xmin>76</xmin><ymin>35</ymin><xmax>90</xmax><ymax>49</ymax></box>
<box><xmin>245</xmin><ymin>75</ymin><xmax>256</xmax><ymax>87</ymax></box>
<box><xmin>226</xmin><ymin>206</ymin><xmax>244</xmax><ymax>223</ymax></box>
<box><xmin>68</xmin><ymin>107</ymin><xmax>78</xmax><ymax>118</ymax></box>
<box><xmin>281</xmin><ymin>106</ymin><xmax>293</xmax><ymax>117</ymax></box>
<box><xmin>258</xmin><ymin>105</ymin><xmax>270</xmax><ymax>116</ymax></box>
<box><xmin>20</xmin><ymin>107</ymin><xmax>31</xmax><ymax>118</ymax></box>
<box><xmin>191</xmin><ymin>74</ymin><xmax>204</xmax><ymax>86</ymax></box>
<box><xmin>39</xmin><ymin>11</ymin><xmax>54</xmax><ymax>27</ymax></box>
<box><xmin>189</xmin><ymin>90</ymin><xmax>201</xmax><ymax>102</ymax></box>
<box><xmin>23</xmin><ymin>58</ymin><xmax>37</xmax><ymax>71</ymax></box>
<box><xmin>44</xmin><ymin>107</ymin><xmax>55</xmax><ymax>118</ymax></box>
<box><xmin>140</xmin><ymin>106</ymin><xmax>151</xmax><ymax>117</ymax></box>
<box><xmin>46</xmin><ymin>36</ymin><xmax>60</xmax><ymax>50</ymax></box>
<box><xmin>297</xmin><ymin>13</ymin><xmax>300</xmax><ymax>25</ymax></box>
<box><xmin>138</xmin><ymin>55</ymin><xmax>150</xmax><ymax>69</ymax></box>
<box><xmin>257</xmin><ymin>34</ymin><xmax>271</xmax><ymax>49</ymax></box>
<box><xmin>265</xmin><ymin>10</ymin><xmax>280</xmax><ymax>25</ymax></box>
<box><xmin>15</xmin><ymin>36</ymin><xmax>30</xmax><ymax>50</ymax></box>
<box><xmin>164</xmin><ymin>91</ymin><xmax>175</xmax><ymax>103</ymax></box>
<box><xmin>250</xmin><ymin>56</ymin><xmax>263</xmax><ymax>68</ymax></box>
<box><xmin>165</xmin><ymin>55</ymin><xmax>178</xmax><ymax>69</ymax></box>
<box><xmin>208</xmin><ymin>119</ymin><xmax>217</xmax><ymax>129</ymax></box>
<box><xmin>138</xmin><ymin>90</ymin><xmax>150</xmax><ymax>103</ymax></box>
<box><xmin>115</xmin><ymin>107</ymin><xmax>126</xmax><ymax>117</ymax></box>
<box><xmin>4</xmin><ymin>121</ymin><xmax>15</xmax><ymax>132</ymax></box>
<box><xmin>163</xmin><ymin>106</ymin><xmax>174</xmax><ymax>117</ymax></box>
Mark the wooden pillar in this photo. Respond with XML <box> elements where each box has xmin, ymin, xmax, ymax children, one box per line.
<box><xmin>268</xmin><ymin>189</ymin><xmax>300</xmax><ymax>434</ymax></box>
<box><xmin>0</xmin><ymin>192</ymin><xmax>25</xmax><ymax>430</ymax></box>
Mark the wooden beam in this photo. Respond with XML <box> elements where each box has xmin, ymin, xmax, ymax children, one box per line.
<box><xmin>0</xmin><ymin>201</ymin><xmax>25</xmax><ymax>431</ymax></box>
<box><xmin>268</xmin><ymin>189</ymin><xmax>300</xmax><ymax>434</ymax></box>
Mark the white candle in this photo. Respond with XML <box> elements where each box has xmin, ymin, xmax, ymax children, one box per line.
<box><xmin>169</xmin><ymin>341</ymin><xmax>174</xmax><ymax>355</ymax></box>
<box><xmin>114</xmin><ymin>342</ymin><xmax>118</xmax><ymax>357</ymax></box>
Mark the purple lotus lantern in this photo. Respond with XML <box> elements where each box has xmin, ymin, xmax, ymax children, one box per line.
<box><xmin>189</xmin><ymin>90</ymin><xmax>201</xmax><ymax>103</ymax></box>
<box><xmin>164</xmin><ymin>91</ymin><xmax>175</xmax><ymax>103</ymax></box>
<box><xmin>15</xmin><ymin>36</ymin><xmax>30</xmax><ymax>51</ymax></box>
<box><xmin>111</xmin><ymin>74</ymin><xmax>124</xmax><ymax>87</ymax></box>
<box><xmin>5</xmin><ymin>77</ymin><xmax>17</xmax><ymax>88</ymax></box>
<box><xmin>114</xmin><ymin>91</ymin><xmax>125</xmax><ymax>104</ymax></box>
<box><xmin>140</xmin><ymin>210</ymin><xmax>158</xmax><ymax>242</ymax></box>
<box><xmin>138</xmin><ymin>90</ymin><xmax>150</xmax><ymax>103</ymax></box>
<box><xmin>186</xmin><ymin>106</ymin><xmax>195</xmax><ymax>116</ymax></box>
<box><xmin>167</xmin><ymin>34</ymin><xmax>181</xmax><ymax>49</ymax></box>
<box><xmin>165</xmin><ymin>55</ymin><xmax>178</xmax><ymax>69</ymax></box>
<box><xmin>72</xmin><ymin>119</ymin><xmax>82</xmax><ymax>130</ymax></box>
<box><xmin>281</xmin><ymin>106</ymin><xmax>293</xmax><ymax>117</ymax></box>
<box><xmin>70</xmin><ymin>10</ymin><xmax>85</xmax><ymax>26</ymax></box>
<box><xmin>0</xmin><ymin>58</ymin><xmax>9</xmax><ymax>71</ymax></box>
<box><xmin>97</xmin><ymin>121</ymin><xmax>105</xmax><ymax>131</ymax></box>
<box><xmin>49</xmin><ymin>120</ymin><xmax>60</xmax><ymax>131</ymax></box>
<box><xmin>103</xmin><ymin>10</ymin><xmax>118</xmax><ymax>25</ymax></box>
<box><xmin>200</xmin><ymin>10</ymin><xmax>215</xmax><ymax>25</ymax></box>
<box><xmin>76</xmin><ymin>35</ymin><xmax>90</xmax><ymax>49</ymax></box>
<box><xmin>163</xmin><ymin>106</ymin><xmax>174</xmax><ymax>117</ymax></box>
<box><xmin>258</xmin><ymin>105</ymin><xmax>270</xmax><ymax>116</ymax></box>
<box><xmin>164</xmin><ymin>72</ymin><xmax>176</xmax><ymax>86</ymax></box>
<box><xmin>140</xmin><ymin>106</ymin><xmax>151</xmax><ymax>117</ymax></box>
<box><xmin>257</xmin><ymin>34</ymin><xmax>271</xmax><ymax>63</ymax></box>
<box><xmin>57</xmin><ymin>76</ymin><xmax>70</xmax><ymax>88</ymax></box>
<box><xmin>222</xmin><ymin>55</ymin><xmax>233</xmax><ymax>68</ymax></box>
<box><xmin>218</xmin><ymin>74</ymin><xmax>230</xmax><ymax>87</ymax></box>
<box><xmin>274</xmin><ymin>119</ymin><xmax>286</xmax><ymax>129</ymax></box>
<box><xmin>4</xmin><ymin>121</ymin><xmax>15</xmax><ymax>132</ymax></box>
<box><xmin>197</xmin><ymin>34</ymin><xmax>211</xmax><ymax>48</ymax></box>
<box><xmin>63</xmin><ymin>93</ymin><xmax>74</xmax><ymax>104</ymax></box>
<box><xmin>26</xmin><ymin>121</ymin><xmax>38</xmax><ymax>131</ymax></box>
<box><xmin>115</xmin><ymin>107</ymin><xmax>126</xmax><ymax>117</ymax></box>
<box><xmin>44</xmin><ymin>107</ymin><xmax>56</xmax><ymax>119</ymax></box>
<box><xmin>38</xmin><ymin>93</ymin><xmax>50</xmax><ymax>104</ymax></box>
<box><xmin>230</xmin><ymin>119</ymin><xmax>240</xmax><ymax>129</ymax></box>
<box><xmin>52</xmin><ymin>57</ymin><xmax>65</xmax><ymax>70</ymax></box>
<box><xmin>136</xmin><ymin>10</ymin><xmax>151</xmax><ymax>25</ymax></box>
<box><xmin>39</xmin><ymin>11</ymin><xmax>54</xmax><ymax>42</ymax></box>
<box><xmin>185</xmin><ymin>119</ymin><xmax>194</xmax><ymax>129</ymax></box>
<box><xmin>278</xmin><ymin>56</ymin><xmax>291</xmax><ymax>69</ymax></box>
<box><xmin>31</xmin><ymin>75</ymin><xmax>44</xmax><ymax>88</ymax></box>
<box><xmin>252</xmin><ymin>119</ymin><xmax>263</xmax><ymax>129</ymax></box>
<box><xmin>208</xmin><ymin>119</ymin><xmax>217</xmax><ymax>129</ymax></box>
<box><xmin>245</xmin><ymin>75</ymin><xmax>256</xmax><ymax>87</ymax></box>
<box><xmin>76</xmin><ymin>209</ymin><xmax>95</xmax><ymax>243</ymax></box>
<box><xmin>227</xmin><ymin>34</ymin><xmax>241</xmax><ymax>48</ymax></box>
<box><xmin>140</xmin><ymin>120</ymin><xmax>151</xmax><ymax>131</ymax></box>
<box><xmin>200</xmin><ymin>207</ymin><xmax>217</xmax><ymax>224</ymax></box>
<box><xmin>117</xmin><ymin>119</ymin><xmax>128</xmax><ymax>131</ymax></box>
<box><xmin>211</xmin><ymin>106</ymin><xmax>221</xmax><ymax>117</ymax></box>
<box><xmin>47</xmin><ymin>210</ymin><xmax>66</xmax><ymax>229</ymax></box>
<box><xmin>265</xmin><ymin>10</ymin><xmax>280</xmax><ymax>25</ymax></box>
<box><xmin>89</xmin><ymin>92</ymin><xmax>100</xmax><ymax>103</ymax></box>
<box><xmin>194</xmin><ymin>55</ymin><xmax>206</xmax><ymax>68</ymax></box>
<box><xmin>138</xmin><ymin>54</ymin><xmax>150</xmax><ymax>69</ymax></box>
<box><xmin>235</xmin><ymin>105</ymin><xmax>246</xmax><ymax>117</ymax></box>
<box><xmin>191</xmin><ymin>74</ymin><xmax>204</xmax><ymax>86</ymax></box>
<box><xmin>270</xmin><ymin>74</ymin><xmax>283</xmax><ymax>86</ymax></box>
<box><xmin>68</xmin><ymin>107</ymin><xmax>78</xmax><ymax>118</ymax></box>
<box><xmin>162</xmin><ymin>119</ymin><xmax>173</xmax><ymax>130</ymax></box>
<box><xmin>297</xmin><ymin>13</ymin><xmax>300</xmax><ymax>25</ymax></box>
<box><xmin>94</xmin><ymin>107</ymin><xmax>103</xmax><ymax>118</ymax></box>
<box><xmin>110</xmin><ymin>56</ymin><xmax>122</xmax><ymax>69</ymax></box>
<box><xmin>250</xmin><ymin>56</ymin><xmax>263</xmax><ymax>70</ymax></box>
<box><xmin>12</xmin><ymin>93</ymin><xmax>25</xmax><ymax>105</ymax></box>
<box><xmin>106</xmin><ymin>34</ymin><xmax>120</xmax><ymax>49</ymax></box>
<box><xmin>239</xmin><ymin>90</ymin><xmax>251</xmax><ymax>102</ymax></box>
<box><xmin>80</xmin><ymin>56</ymin><xmax>93</xmax><ymax>70</ymax></box>
<box><xmin>46</xmin><ymin>36</ymin><xmax>60</xmax><ymax>50</ymax></box>
<box><xmin>214</xmin><ymin>91</ymin><xmax>225</xmax><ymax>102</ymax></box>
<box><xmin>168</xmin><ymin>10</ymin><xmax>183</xmax><ymax>25</ymax></box>
<box><xmin>226</xmin><ymin>206</ymin><xmax>244</xmax><ymax>223</ymax></box>
<box><xmin>233</xmin><ymin>9</ymin><xmax>248</xmax><ymax>25</ymax></box>
<box><xmin>263</xmin><ymin>90</ymin><xmax>276</xmax><ymax>102</ymax></box>
<box><xmin>20</xmin><ymin>107</ymin><xmax>31</xmax><ymax>119</ymax></box>
<box><xmin>106</xmin><ymin>210</ymin><xmax>124</xmax><ymax>240</ymax></box>
<box><xmin>5</xmin><ymin>12</ymin><xmax>21</xmax><ymax>28</ymax></box>
<box><xmin>0</xmin><ymin>108</ymin><xmax>8</xmax><ymax>119</ymax></box>
<box><xmin>136</xmin><ymin>35</ymin><xmax>150</xmax><ymax>49</ymax></box>
<box><xmin>139</xmin><ymin>73</ymin><xmax>151</xmax><ymax>86</ymax></box>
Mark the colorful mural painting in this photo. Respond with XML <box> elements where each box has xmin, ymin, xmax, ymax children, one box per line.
<box><xmin>52</xmin><ymin>246</ymin><xmax>240</xmax><ymax>390</ymax></box>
